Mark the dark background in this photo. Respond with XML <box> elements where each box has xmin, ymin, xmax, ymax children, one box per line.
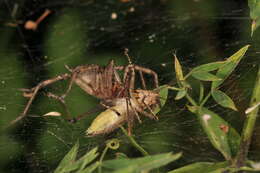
<box><xmin>0</xmin><ymin>0</ymin><xmax>259</xmax><ymax>172</ymax></box>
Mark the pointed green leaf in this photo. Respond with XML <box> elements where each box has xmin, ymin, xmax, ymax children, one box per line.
<box><xmin>76</xmin><ymin>162</ymin><xmax>99</xmax><ymax>173</ymax></box>
<box><xmin>175</xmin><ymin>89</ymin><xmax>187</xmax><ymax>100</ymax></box>
<box><xmin>55</xmin><ymin>146</ymin><xmax>99</xmax><ymax>173</ymax></box>
<box><xmin>211</xmin><ymin>45</ymin><xmax>249</xmax><ymax>90</ymax></box>
<box><xmin>66</xmin><ymin>147</ymin><xmax>99</xmax><ymax>172</ymax></box>
<box><xmin>199</xmin><ymin>109</ymin><xmax>231</xmax><ymax>160</ymax></box>
<box><xmin>187</xmin><ymin>105</ymin><xmax>240</xmax><ymax>156</ymax></box>
<box><xmin>174</xmin><ymin>54</ymin><xmax>184</xmax><ymax>81</ymax></box>
<box><xmin>153</xmin><ymin>85</ymin><xmax>169</xmax><ymax>114</ymax></box>
<box><xmin>191</xmin><ymin>61</ymin><xmax>225</xmax><ymax>73</ymax></box>
<box><xmin>168</xmin><ymin>161</ymin><xmax>228</xmax><ymax>173</ymax></box>
<box><xmin>212</xmin><ymin>90</ymin><xmax>237</xmax><ymax>111</ymax></box>
<box><xmin>192</xmin><ymin>71</ymin><xmax>222</xmax><ymax>81</ymax></box>
<box><xmin>192</xmin><ymin>107</ymin><xmax>234</xmax><ymax>160</ymax></box>
<box><xmin>103</xmin><ymin>152</ymin><xmax>182</xmax><ymax>173</ymax></box>
<box><xmin>54</xmin><ymin>142</ymin><xmax>79</xmax><ymax>173</ymax></box>
<box><xmin>78</xmin><ymin>147</ymin><xmax>99</xmax><ymax>171</ymax></box>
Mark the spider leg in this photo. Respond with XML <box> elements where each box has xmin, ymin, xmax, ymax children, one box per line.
<box><xmin>8</xmin><ymin>73</ymin><xmax>71</xmax><ymax>127</ymax></box>
<box><xmin>136</xmin><ymin>105</ymin><xmax>158</xmax><ymax>120</ymax></box>
<box><xmin>74</xmin><ymin>105</ymin><xmax>104</xmax><ymax>122</ymax></box>
<box><xmin>45</xmin><ymin>92</ymin><xmax>73</xmax><ymax>121</ymax></box>
<box><xmin>61</xmin><ymin>72</ymin><xmax>77</xmax><ymax>99</ymax></box>
<box><xmin>129</xmin><ymin>99</ymin><xmax>142</xmax><ymax>123</ymax></box>
<box><xmin>134</xmin><ymin>65</ymin><xmax>159</xmax><ymax>89</ymax></box>
<box><xmin>143</xmin><ymin>102</ymin><xmax>159</xmax><ymax>120</ymax></box>
<box><xmin>133</xmin><ymin>94</ymin><xmax>158</xmax><ymax>120</ymax></box>
<box><xmin>140</xmin><ymin>94</ymin><xmax>159</xmax><ymax>120</ymax></box>
<box><xmin>100</xmin><ymin>101</ymin><xmax>119</xmax><ymax>114</ymax></box>
<box><xmin>47</xmin><ymin>92</ymin><xmax>106</xmax><ymax>123</ymax></box>
<box><xmin>138</xmin><ymin>71</ymin><xmax>147</xmax><ymax>90</ymax></box>
<box><xmin>113</xmin><ymin>67</ymin><xmax>123</xmax><ymax>84</ymax></box>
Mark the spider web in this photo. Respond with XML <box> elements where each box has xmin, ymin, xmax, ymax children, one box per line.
<box><xmin>0</xmin><ymin>0</ymin><xmax>259</xmax><ymax>172</ymax></box>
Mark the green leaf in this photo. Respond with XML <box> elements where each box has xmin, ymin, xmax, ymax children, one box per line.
<box><xmin>54</xmin><ymin>142</ymin><xmax>79</xmax><ymax>173</ymax></box>
<box><xmin>103</xmin><ymin>152</ymin><xmax>182</xmax><ymax>173</ymax></box>
<box><xmin>192</xmin><ymin>71</ymin><xmax>222</xmax><ymax>81</ymax></box>
<box><xmin>175</xmin><ymin>89</ymin><xmax>187</xmax><ymax>100</ymax></box>
<box><xmin>199</xmin><ymin>82</ymin><xmax>204</xmax><ymax>103</ymax></box>
<box><xmin>208</xmin><ymin>168</ymin><xmax>227</xmax><ymax>173</ymax></box>
<box><xmin>191</xmin><ymin>107</ymin><xmax>235</xmax><ymax>160</ymax></box>
<box><xmin>174</xmin><ymin>54</ymin><xmax>184</xmax><ymax>81</ymax></box>
<box><xmin>168</xmin><ymin>161</ymin><xmax>228</xmax><ymax>173</ymax></box>
<box><xmin>54</xmin><ymin>144</ymin><xmax>99</xmax><ymax>173</ymax></box>
<box><xmin>77</xmin><ymin>147</ymin><xmax>99</xmax><ymax>171</ymax></box>
<box><xmin>248</xmin><ymin>0</ymin><xmax>260</xmax><ymax>36</ymax></box>
<box><xmin>211</xmin><ymin>45</ymin><xmax>249</xmax><ymax>90</ymax></box>
<box><xmin>76</xmin><ymin>162</ymin><xmax>99</xmax><ymax>173</ymax></box>
<box><xmin>190</xmin><ymin>61</ymin><xmax>225</xmax><ymax>73</ymax></box>
<box><xmin>227</xmin><ymin>127</ymin><xmax>241</xmax><ymax>156</ymax></box>
<box><xmin>211</xmin><ymin>90</ymin><xmax>237</xmax><ymax>111</ymax></box>
<box><xmin>153</xmin><ymin>85</ymin><xmax>169</xmax><ymax>114</ymax></box>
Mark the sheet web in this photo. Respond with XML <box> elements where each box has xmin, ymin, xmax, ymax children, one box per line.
<box><xmin>0</xmin><ymin>0</ymin><xmax>259</xmax><ymax>172</ymax></box>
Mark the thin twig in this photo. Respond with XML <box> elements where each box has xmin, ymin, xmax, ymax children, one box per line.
<box><xmin>120</xmin><ymin>126</ymin><xmax>149</xmax><ymax>156</ymax></box>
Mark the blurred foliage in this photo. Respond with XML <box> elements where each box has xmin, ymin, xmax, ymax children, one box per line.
<box><xmin>0</xmin><ymin>0</ymin><xmax>260</xmax><ymax>173</ymax></box>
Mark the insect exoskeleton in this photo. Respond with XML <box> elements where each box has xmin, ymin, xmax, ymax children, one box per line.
<box><xmin>86</xmin><ymin>99</ymin><xmax>127</xmax><ymax>136</ymax></box>
<box><xmin>86</xmin><ymin>89</ymin><xmax>160</xmax><ymax>136</ymax></box>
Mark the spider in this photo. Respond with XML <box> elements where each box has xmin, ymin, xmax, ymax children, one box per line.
<box><xmin>9</xmin><ymin>50</ymin><xmax>159</xmax><ymax>128</ymax></box>
<box><xmin>86</xmin><ymin>89</ymin><xmax>161</xmax><ymax>136</ymax></box>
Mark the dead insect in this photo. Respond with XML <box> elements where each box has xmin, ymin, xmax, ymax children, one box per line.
<box><xmin>10</xmin><ymin>50</ymin><xmax>159</xmax><ymax>127</ymax></box>
<box><xmin>87</xmin><ymin>89</ymin><xmax>161</xmax><ymax>136</ymax></box>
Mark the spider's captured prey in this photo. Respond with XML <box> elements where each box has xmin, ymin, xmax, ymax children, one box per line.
<box><xmin>86</xmin><ymin>88</ymin><xmax>162</xmax><ymax>136</ymax></box>
<box><xmin>10</xmin><ymin>51</ymin><xmax>161</xmax><ymax>135</ymax></box>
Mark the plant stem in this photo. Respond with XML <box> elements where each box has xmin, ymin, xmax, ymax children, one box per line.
<box><xmin>185</xmin><ymin>93</ymin><xmax>198</xmax><ymax>106</ymax></box>
<box><xmin>166</xmin><ymin>85</ymin><xmax>182</xmax><ymax>91</ymax></box>
<box><xmin>200</xmin><ymin>92</ymin><xmax>211</xmax><ymax>107</ymax></box>
<box><xmin>98</xmin><ymin>145</ymin><xmax>109</xmax><ymax>173</ymax></box>
<box><xmin>120</xmin><ymin>126</ymin><xmax>149</xmax><ymax>156</ymax></box>
<box><xmin>235</xmin><ymin>67</ymin><xmax>260</xmax><ymax>167</ymax></box>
